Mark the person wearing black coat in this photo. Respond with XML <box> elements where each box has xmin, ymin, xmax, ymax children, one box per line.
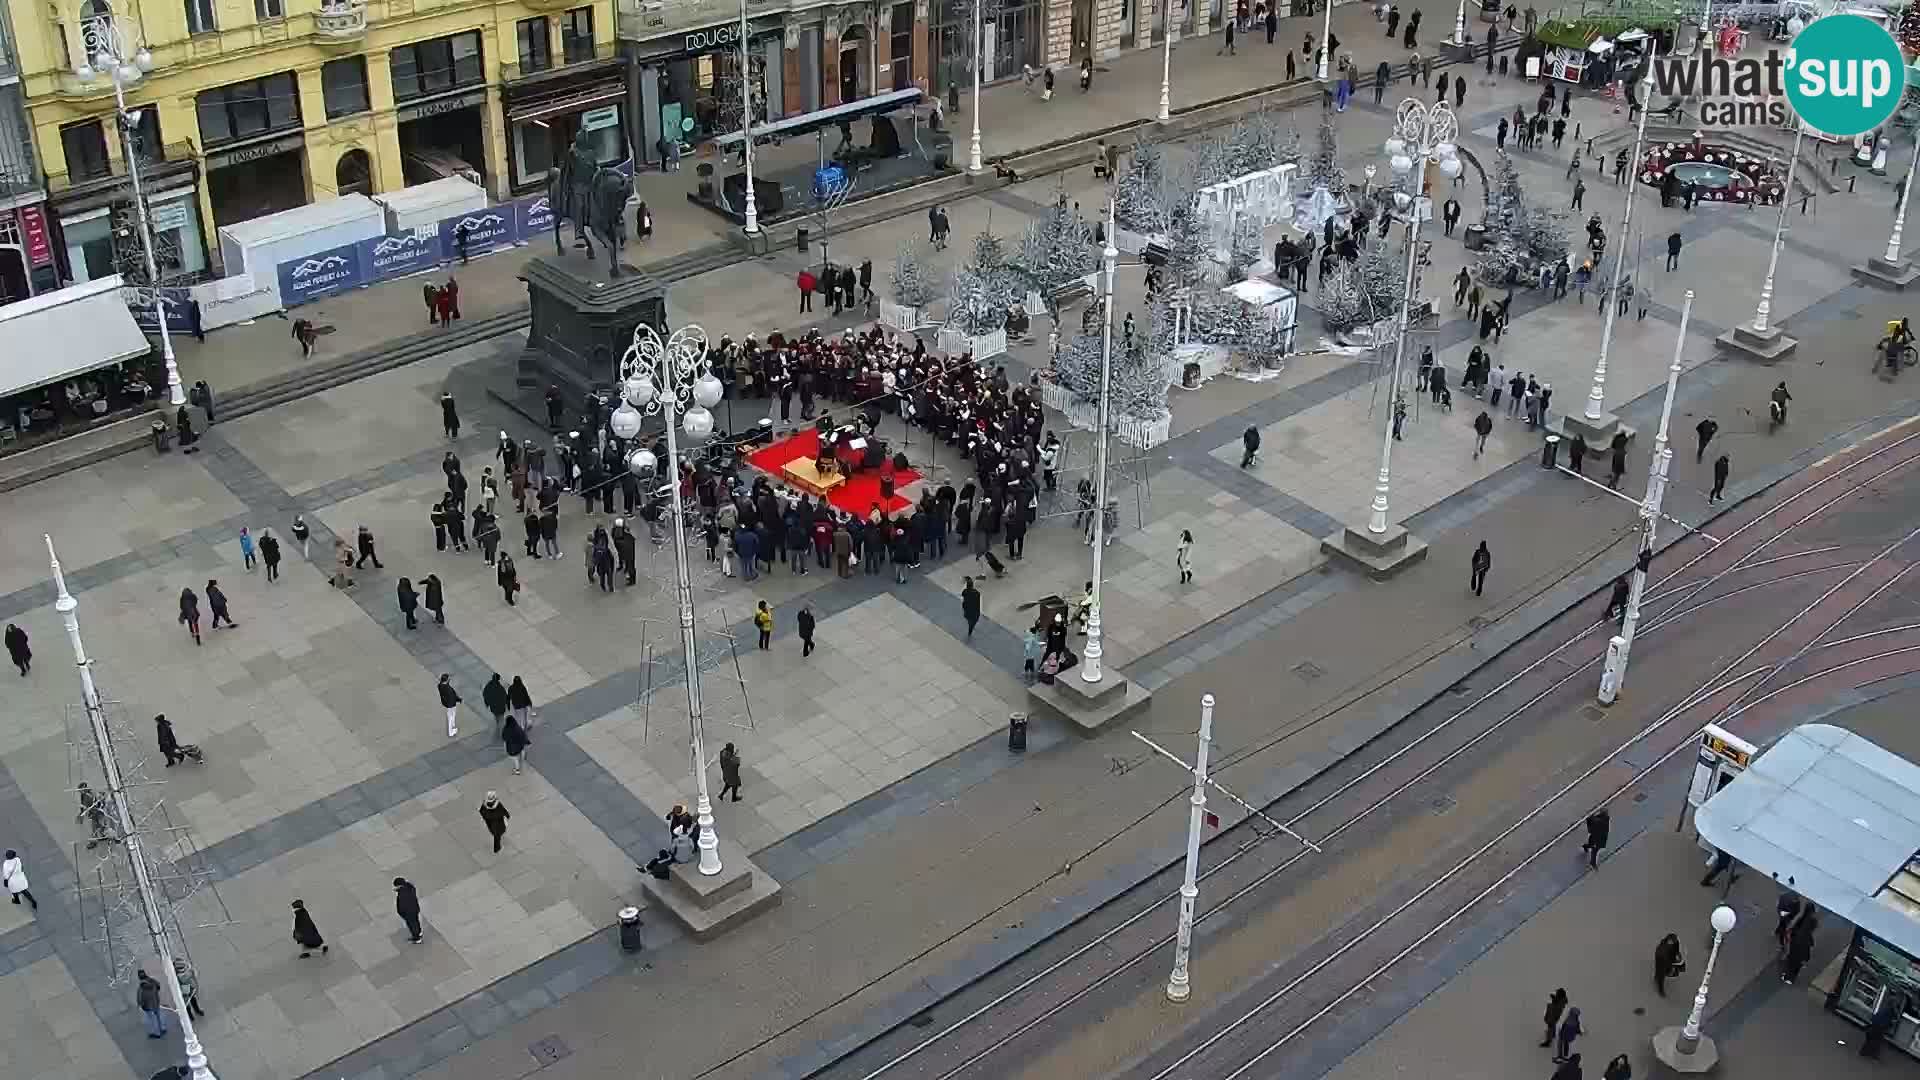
<box><xmin>397</xmin><ymin>578</ymin><xmax>419</xmax><ymax>630</ymax></box>
<box><xmin>259</xmin><ymin>529</ymin><xmax>282</xmax><ymax>582</ymax></box>
<box><xmin>796</xmin><ymin>604</ymin><xmax>817</xmax><ymax>657</ymax></box>
<box><xmin>440</xmin><ymin>392</ymin><xmax>460</xmax><ymax>440</ymax></box>
<box><xmin>502</xmin><ymin>713</ymin><xmax>530</xmax><ymax>773</ymax></box>
<box><xmin>859</xmin><ymin>259</ymin><xmax>874</xmax><ymax>304</ymax></box>
<box><xmin>1470</xmin><ymin>541</ymin><xmax>1492</xmax><ymax>596</ymax></box>
<box><xmin>437</xmin><ymin>674</ymin><xmax>461</xmax><ymax>738</ymax></box>
<box><xmin>961</xmin><ymin>576</ymin><xmax>982</xmax><ymax>637</ymax></box>
<box><xmin>1540</xmin><ymin>987</ymin><xmax>1568</xmax><ymax>1046</ymax></box>
<box><xmin>497</xmin><ymin>553</ymin><xmax>520</xmax><ymax>606</ymax></box>
<box><xmin>1654</xmin><ymin>932</ymin><xmax>1684</xmax><ymax>996</ymax></box>
<box><xmin>1551</xmin><ymin>1053</ymin><xmax>1582</xmax><ymax>1080</ymax></box>
<box><xmin>1783</xmin><ymin>911</ymin><xmax>1817</xmax><ymax>983</ymax></box>
<box><xmin>424</xmin><ymin>574</ymin><xmax>446</xmax><ymax>624</ymax></box>
<box><xmin>206</xmin><ymin>579</ymin><xmax>235</xmax><ymax>628</ymax></box>
<box><xmin>431</xmin><ymin>503</ymin><xmax>449</xmax><ymax>551</ymax></box>
<box><xmin>156</xmin><ymin>714</ymin><xmax>184</xmax><ymax>766</ymax></box>
<box><xmin>291</xmin><ymin>900</ymin><xmax>327</xmax><ymax>957</ymax></box>
<box><xmin>1581</xmin><ymin>808</ymin><xmax>1609</xmax><ymax>868</ymax></box>
<box><xmin>479</xmin><ymin>792</ymin><xmax>511</xmax><ymax>851</ymax></box>
<box><xmin>508</xmin><ymin>676</ymin><xmax>533</xmax><ymax>730</ymax></box>
<box><xmin>482</xmin><ymin>674</ymin><xmax>510</xmax><ymax>737</ymax></box>
<box><xmin>4</xmin><ymin>623</ymin><xmax>28</xmax><ymax>675</ymax></box>
<box><xmin>892</xmin><ymin>527</ymin><xmax>915</xmax><ymax>583</ymax></box>
<box><xmin>393</xmin><ymin>878</ymin><xmax>423</xmax><ymax>943</ymax></box>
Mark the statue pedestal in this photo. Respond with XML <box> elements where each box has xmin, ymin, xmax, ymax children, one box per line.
<box><xmin>516</xmin><ymin>256</ymin><xmax>667</xmax><ymax>397</ymax></box>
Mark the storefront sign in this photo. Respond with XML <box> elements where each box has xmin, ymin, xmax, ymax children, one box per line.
<box><xmin>206</xmin><ymin>132</ymin><xmax>305</xmax><ymax>171</ymax></box>
<box><xmin>515</xmin><ymin>194</ymin><xmax>554</xmax><ymax>239</ymax></box>
<box><xmin>360</xmin><ymin>228</ymin><xmax>442</xmax><ymax>280</ymax></box>
<box><xmin>396</xmin><ymin>88</ymin><xmax>489</xmax><ymax>124</ymax></box>
<box><xmin>580</xmin><ymin>105</ymin><xmax>621</xmax><ymax>132</ymax></box>
<box><xmin>438</xmin><ymin>206</ymin><xmax>514</xmax><ymax>261</ymax></box>
<box><xmin>125</xmin><ymin>286</ymin><xmax>197</xmax><ymax>334</ymax></box>
<box><xmin>18</xmin><ymin>206</ymin><xmax>52</xmax><ymax>268</ymax></box>
<box><xmin>276</xmin><ymin>242</ymin><xmax>365</xmax><ymax>306</ymax></box>
<box><xmin>684</xmin><ymin>23</ymin><xmax>740</xmax><ymax>54</ymax></box>
<box><xmin>148</xmin><ymin>200</ymin><xmax>191</xmax><ymax>233</ymax></box>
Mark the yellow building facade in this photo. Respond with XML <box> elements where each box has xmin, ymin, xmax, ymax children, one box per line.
<box><xmin>16</xmin><ymin>0</ymin><xmax>618</xmax><ymax>281</ymax></box>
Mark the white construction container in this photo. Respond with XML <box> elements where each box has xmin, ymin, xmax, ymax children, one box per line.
<box><xmin>373</xmin><ymin>176</ymin><xmax>489</xmax><ymax>235</ymax></box>
<box><xmin>217</xmin><ymin>195</ymin><xmax>385</xmax><ymax>306</ymax></box>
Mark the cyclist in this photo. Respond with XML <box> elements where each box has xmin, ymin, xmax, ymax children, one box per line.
<box><xmin>1769</xmin><ymin>381</ymin><xmax>1793</xmax><ymax>425</ymax></box>
<box><xmin>1881</xmin><ymin>318</ymin><xmax>1914</xmax><ymax>373</ymax></box>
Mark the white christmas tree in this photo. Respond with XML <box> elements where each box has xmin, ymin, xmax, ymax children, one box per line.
<box><xmin>1306</xmin><ymin>113</ymin><xmax>1347</xmax><ymax>197</ymax></box>
<box><xmin>1357</xmin><ymin>234</ymin><xmax>1405</xmax><ymax>320</ymax></box>
<box><xmin>1227</xmin><ymin>212</ymin><xmax>1265</xmax><ymax>283</ymax></box>
<box><xmin>1116</xmin><ymin>137</ymin><xmax>1169</xmax><ymax>234</ymax></box>
<box><xmin>1016</xmin><ymin>189</ymin><xmax>1097</xmax><ymax>296</ymax></box>
<box><xmin>946</xmin><ymin>230</ymin><xmax>1023</xmax><ymax>335</ymax></box>
<box><xmin>1319</xmin><ymin>261</ymin><xmax>1373</xmax><ymax>335</ymax></box>
<box><xmin>891</xmin><ymin>241</ymin><xmax>942</xmax><ymax>308</ymax></box>
<box><xmin>1112</xmin><ymin>309</ymin><xmax>1176</xmax><ymax>422</ymax></box>
<box><xmin>1225</xmin><ymin>107</ymin><xmax>1303</xmax><ymax>178</ymax></box>
<box><xmin>1475</xmin><ymin>151</ymin><xmax>1565</xmax><ymax>285</ymax></box>
<box><xmin>1161</xmin><ymin>191</ymin><xmax>1209</xmax><ymax>296</ymax></box>
<box><xmin>1050</xmin><ymin>327</ymin><xmax>1104</xmax><ymax>399</ymax></box>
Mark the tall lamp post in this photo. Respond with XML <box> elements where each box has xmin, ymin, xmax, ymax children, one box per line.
<box><xmin>1165</xmin><ymin>693</ymin><xmax>1215</xmax><ymax>1002</ymax></box>
<box><xmin>1082</xmin><ymin>200</ymin><xmax>1119</xmax><ymax>686</ymax></box>
<box><xmin>1859</xmin><ymin>133</ymin><xmax>1920</xmax><ymax>285</ymax></box>
<box><xmin>1751</xmin><ymin>125</ymin><xmax>1805</xmax><ymax>337</ymax></box>
<box><xmin>1156</xmin><ymin>4</ymin><xmax>1174</xmax><ymax>124</ymax></box>
<box><xmin>968</xmin><ymin>0</ymin><xmax>985</xmax><ymax>174</ymax></box>
<box><xmin>1598</xmin><ymin>290</ymin><xmax>1691</xmax><ymax>706</ymax></box>
<box><xmin>1886</xmin><ymin>138</ymin><xmax>1919</xmax><ymax>265</ymax></box>
<box><xmin>1316</xmin><ymin>0</ymin><xmax>1333</xmax><ymax>80</ymax></box>
<box><xmin>49</xmin><ymin>537</ymin><xmax>217</xmax><ymax>1080</ymax></box>
<box><xmin>612</xmin><ymin>324</ymin><xmax>728</xmax><ymax>877</ymax></box>
<box><xmin>1448</xmin><ymin>0</ymin><xmax>1468</xmax><ymax>46</ymax></box>
<box><xmin>76</xmin><ymin>10</ymin><xmax>183</xmax><ymax>409</ymax></box>
<box><xmin>1654</xmin><ymin>904</ymin><xmax>1738</xmax><ymax>1068</ymax></box>
<box><xmin>1577</xmin><ymin>47</ymin><xmax>1657</xmax><ymax>436</ymax></box>
<box><xmin>1368</xmin><ymin>100</ymin><xmax>1461</xmax><ymax>535</ymax></box>
<box><xmin>738</xmin><ymin>0</ymin><xmax>759</xmax><ymax>235</ymax></box>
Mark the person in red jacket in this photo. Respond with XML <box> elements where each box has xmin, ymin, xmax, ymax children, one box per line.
<box><xmin>797</xmin><ymin>268</ymin><xmax>817</xmax><ymax>313</ymax></box>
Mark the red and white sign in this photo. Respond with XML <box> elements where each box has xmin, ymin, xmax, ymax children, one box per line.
<box><xmin>18</xmin><ymin>206</ymin><xmax>52</xmax><ymax>268</ymax></box>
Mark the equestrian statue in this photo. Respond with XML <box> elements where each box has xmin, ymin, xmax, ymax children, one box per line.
<box><xmin>547</xmin><ymin>127</ymin><xmax>632</xmax><ymax>279</ymax></box>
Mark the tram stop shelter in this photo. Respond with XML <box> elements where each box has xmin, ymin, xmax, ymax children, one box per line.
<box><xmin>1694</xmin><ymin>723</ymin><xmax>1920</xmax><ymax>1058</ymax></box>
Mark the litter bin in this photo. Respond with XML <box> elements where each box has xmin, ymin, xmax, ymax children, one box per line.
<box><xmin>151</xmin><ymin>420</ymin><xmax>172</xmax><ymax>453</ymax></box>
<box><xmin>1008</xmin><ymin>712</ymin><xmax>1029</xmax><ymax>753</ymax></box>
<box><xmin>618</xmin><ymin>906</ymin><xmax>643</xmax><ymax>952</ymax></box>
<box><xmin>1183</xmin><ymin>362</ymin><xmax>1202</xmax><ymax>389</ymax></box>
<box><xmin>1541</xmin><ymin>433</ymin><xmax>1562</xmax><ymax>469</ymax></box>
<box><xmin>797</xmin><ymin>227</ymin><xmax>811</xmax><ymax>253</ymax></box>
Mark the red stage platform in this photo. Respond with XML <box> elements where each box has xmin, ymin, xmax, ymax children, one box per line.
<box><xmin>745</xmin><ymin>429</ymin><xmax>919</xmax><ymax>516</ymax></box>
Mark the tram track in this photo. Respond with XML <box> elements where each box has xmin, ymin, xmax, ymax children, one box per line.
<box><xmin>812</xmin><ymin>428</ymin><xmax>1920</xmax><ymax>1080</ymax></box>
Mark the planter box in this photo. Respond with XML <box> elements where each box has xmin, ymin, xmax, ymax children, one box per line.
<box><xmin>937</xmin><ymin>327</ymin><xmax>1007</xmax><ymax>360</ymax></box>
<box><xmin>1038</xmin><ymin>379</ymin><xmax>1171</xmax><ymax>449</ymax></box>
<box><xmin>1173</xmin><ymin>342</ymin><xmax>1232</xmax><ymax>388</ymax></box>
<box><xmin>880</xmin><ymin>301</ymin><xmax>928</xmax><ymax>332</ymax></box>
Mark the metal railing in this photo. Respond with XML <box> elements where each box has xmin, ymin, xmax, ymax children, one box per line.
<box><xmin>313</xmin><ymin>0</ymin><xmax>368</xmax><ymax>38</ymax></box>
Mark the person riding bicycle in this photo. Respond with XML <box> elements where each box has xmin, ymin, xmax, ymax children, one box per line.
<box><xmin>1770</xmin><ymin>381</ymin><xmax>1793</xmax><ymax>423</ymax></box>
<box><xmin>1883</xmin><ymin>318</ymin><xmax>1914</xmax><ymax>371</ymax></box>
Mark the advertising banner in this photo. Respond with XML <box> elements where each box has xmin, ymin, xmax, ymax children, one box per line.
<box><xmin>360</xmin><ymin>228</ymin><xmax>443</xmax><ymax>283</ymax></box>
<box><xmin>439</xmin><ymin>205</ymin><xmax>515</xmax><ymax>261</ymax></box>
<box><xmin>515</xmin><ymin>194</ymin><xmax>554</xmax><ymax>241</ymax></box>
<box><xmin>277</xmin><ymin>242</ymin><xmax>365</xmax><ymax>306</ymax></box>
<box><xmin>125</xmin><ymin>286</ymin><xmax>197</xmax><ymax>334</ymax></box>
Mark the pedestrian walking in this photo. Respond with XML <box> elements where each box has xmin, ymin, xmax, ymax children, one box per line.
<box><xmin>397</xmin><ymin>578</ymin><xmax>419</xmax><ymax>630</ymax></box>
<box><xmin>1218</xmin><ymin>19</ymin><xmax>1236</xmax><ymax>54</ymax></box>
<box><xmin>1602</xmin><ymin>1054</ymin><xmax>1630</xmax><ymax>1080</ymax></box>
<box><xmin>437</xmin><ymin>674</ymin><xmax>461</xmax><ymax>738</ymax></box>
<box><xmin>1666</xmin><ymin>230</ymin><xmax>1682</xmax><ymax>271</ymax></box>
<box><xmin>1581</xmin><ymin>807</ymin><xmax>1609</xmax><ymax>867</ymax></box>
<box><xmin>137</xmin><ymin>968</ymin><xmax>167</xmax><ymax>1038</ymax></box>
<box><xmin>962</xmin><ymin>576</ymin><xmax>982</xmax><ymax>637</ymax></box>
<box><xmin>719</xmin><ymin>742</ymin><xmax>743</xmax><ymax>801</ymax></box>
<box><xmin>239</xmin><ymin>526</ymin><xmax>256</xmax><ymax>571</ymax></box>
<box><xmin>508</xmin><ymin>676</ymin><xmax>533</xmax><ymax>731</ymax></box>
<box><xmin>755</xmin><ymin>600</ymin><xmax>773</xmax><ymax>649</ymax></box>
<box><xmin>76</xmin><ymin>781</ymin><xmax>117</xmax><ymax>849</ymax></box>
<box><xmin>1783</xmin><ymin>911</ymin><xmax>1816</xmax><ymax>983</ymax></box>
<box><xmin>206</xmin><ymin>579</ymin><xmax>235</xmax><ymax>628</ymax></box>
<box><xmin>1609</xmin><ymin>434</ymin><xmax>1628</xmax><ymax>490</ymax></box>
<box><xmin>290</xmin><ymin>514</ymin><xmax>311</xmax><ymax>559</ymax></box>
<box><xmin>173</xmin><ymin>957</ymin><xmax>205</xmax><ymax>1018</ymax></box>
<box><xmin>797</xmin><ymin>603</ymin><xmax>816</xmax><ymax>657</ymax></box>
<box><xmin>1473</xmin><ymin>411</ymin><xmax>1493</xmax><ymax>458</ymax></box>
<box><xmin>1700</xmin><ymin>847</ymin><xmax>1737</xmax><ymax>887</ymax></box>
<box><xmin>479</xmin><ymin>792</ymin><xmax>510</xmax><ymax>852</ymax></box>
<box><xmin>394</xmin><ymin>877</ymin><xmax>423</xmax><ymax>943</ymax></box>
<box><xmin>1176</xmin><ymin>529</ymin><xmax>1195</xmax><ymax>584</ymax></box>
<box><xmin>482</xmin><ymin>673</ymin><xmax>509</xmax><ymax>738</ymax></box>
<box><xmin>502</xmin><ymin>711</ymin><xmax>529</xmax><ymax>774</ymax></box>
<box><xmin>441</xmin><ymin>392</ymin><xmax>460</xmax><ymax>440</ymax></box>
<box><xmin>1654</xmin><ymin>932</ymin><xmax>1685</xmax><ymax>996</ymax></box>
<box><xmin>498</xmin><ymin>552</ymin><xmax>519</xmax><ymax>606</ymax></box>
<box><xmin>1551</xmin><ymin>1053</ymin><xmax>1582</xmax><ymax>1080</ymax></box>
<box><xmin>1862</xmin><ymin>996</ymin><xmax>1901</xmax><ymax>1059</ymax></box>
<box><xmin>1710</xmin><ymin>453</ymin><xmax>1730</xmax><ymax>502</ymax></box>
<box><xmin>3</xmin><ymin>849</ymin><xmax>36</xmax><ymax>909</ymax></box>
<box><xmin>1775</xmin><ymin>890</ymin><xmax>1803</xmax><ymax>951</ymax></box>
<box><xmin>157</xmin><ymin>714</ymin><xmax>185</xmax><ymax>766</ymax></box>
<box><xmin>355</xmin><ymin>525</ymin><xmax>384</xmax><ymax>569</ymax></box>
<box><xmin>1695</xmin><ymin>416</ymin><xmax>1718</xmax><ymax>462</ymax></box>
<box><xmin>1554</xmin><ymin>1006</ymin><xmax>1582</xmax><ymax>1062</ymax></box>
<box><xmin>258</xmin><ymin>527</ymin><xmax>282</xmax><ymax>582</ymax></box>
<box><xmin>1606</xmin><ymin>575</ymin><xmax>1630</xmax><ymax>623</ymax></box>
<box><xmin>4</xmin><ymin>622</ymin><xmax>29</xmax><ymax>675</ymax></box>
<box><xmin>1240</xmin><ymin>425</ymin><xmax>1261</xmax><ymax>467</ymax></box>
<box><xmin>1540</xmin><ymin>988</ymin><xmax>1568</xmax><ymax>1047</ymax></box>
<box><xmin>291</xmin><ymin>899</ymin><xmax>327</xmax><ymax>957</ymax></box>
<box><xmin>424</xmin><ymin>573</ymin><xmax>445</xmax><ymax>625</ymax></box>
<box><xmin>1470</xmin><ymin>541</ymin><xmax>1492</xmax><ymax>596</ymax></box>
<box><xmin>178</xmin><ymin>587</ymin><xmax>202</xmax><ymax>644</ymax></box>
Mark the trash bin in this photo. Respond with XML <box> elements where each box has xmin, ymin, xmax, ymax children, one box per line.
<box><xmin>151</xmin><ymin>420</ymin><xmax>172</xmax><ymax>453</ymax></box>
<box><xmin>618</xmin><ymin>906</ymin><xmax>643</xmax><ymax>952</ymax></box>
<box><xmin>797</xmin><ymin>227</ymin><xmax>810</xmax><ymax>253</ymax></box>
<box><xmin>1541</xmin><ymin>433</ymin><xmax>1562</xmax><ymax>469</ymax></box>
<box><xmin>1183</xmin><ymin>362</ymin><xmax>1202</xmax><ymax>389</ymax></box>
<box><xmin>1008</xmin><ymin>713</ymin><xmax>1029</xmax><ymax>753</ymax></box>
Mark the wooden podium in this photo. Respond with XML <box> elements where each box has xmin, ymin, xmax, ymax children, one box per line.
<box><xmin>781</xmin><ymin>458</ymin><xmax>846</xmax><ymax>498</ymax></box>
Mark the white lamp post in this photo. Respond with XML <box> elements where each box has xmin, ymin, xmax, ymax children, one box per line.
<box><xmin>617</xmin><ymin>324</ymin><xmax>727</xmax><ymax>877</ymax></box>
<box><xmin>1581</xmin><ymin>48</ymin><xmax>1657</xmax><ymax>428</ymax></box>
<box><xmin>1165</xmin><ymin>693</ymin><xmax>1215</xmax><ymax>1002</ymax></box>
<box><xmin>1679</xmin><ymin>905</ymin><xmax>1738</xmax><ymax>1053</ymax></box>
<box><xmin>76</xmin><ymin>10</ymin><xmax>180</xmax><ymax>409</ymax></box>
<box><xmin>1449</xmin><ymin>0</ymin><xmax>1468</xmax><ymax>45</ymax></box>
<box><xmin>1369</xmin><ymin>100</ymin><xmax>1461</xmax><ymax>535</ymax></box>
<box><xmin>49</xmin><ymin>537</ymin><xmax>217</xmax><ymax>1080</ymax></box>
<box><xmin>1598</xmin><ymin>290</ymin><xmax>1690</xmax><ymax>706</ymax></box>
<box><xmin>1884</xmin><ymin>135</ymin><xmax>1920</xmax><ymax>265</ymax></box>
<box><xmin>1157</xmin><ymin>7</ymin><xmax>1174</xmax><ymax>124</ymax></box>
<box><xmin>738</xmin><ymin>0</ymin><xmax>758</xmax><ymax>235</ymax></box>
<box><xmin>1082</xmin><ymin>200</ymin><xmax>1119</xmax><ymax>686</ymax></box>
<box><xmin>1752</xmin><ymin>126</ymin><xmax>1805</xmax><ymax>336</ymax></box>
<box><xmin>967</xmin><ymin>0</ymin><xmax>985</xmax><ymax>174</ymax></box>
<box><xmin>1317</xmin><ymin>0</ymin><xmax>1332</xmax><ymax>80</ymax></box>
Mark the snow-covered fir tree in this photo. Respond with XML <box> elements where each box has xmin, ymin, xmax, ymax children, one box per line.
<box><xmin>1016</xmin><ymin>189</ymin><xmax>1097</xmax><ymax>295</ymax></box>
<box><xmin>1475</xmin><ymin>151</ymin><xmax>1565</xmax><ymax>285</ymax></box>
<box><xmin>1357</xmin><ymin>234</ymin><xmax>1406</xmax><ymax>320</ymax></box>
<box><xmin>1227</xmin><ymin>212</ymin><xmax>1265</xmax><ymax>283</ymax></box>
<box><xmin>1225</xmin><ymin>107</ymin><xmax>1302</xmax><ymax>178</ymax></box>
<box><xmin>1115</xmin><ymin>137</ymin><xmax>1169</xmax><ymax>233</ymax></box>
<box><xmin>1318</xmin><ymin>261</ymin><xmax>1373</xmax><ymax>335</ymax></box>
<box><xmin>1050</xmin><ymin>328</ymin><xmax>1103</xmax><ymax>400</ymax></box>
<box><xmin>1160</xmin><ymin>191</ymin><xmax>1209</xmax><ymax>296</ymax></box>
<box><xmin>1111</xmin><ymin>307</ymin><xmax>1176</xmax><ymax>422</ymax></box>
<box><xmin>946</xmin><ymin>230</ymin><xmax>1023</xmax><ymax>334</ymax></box>
<box><xmin>891</xmin><ymin>241</ymin><xmax>942</xmax><ymax>308</ymax></box>
<box><xmin>1306</xmin><ymin>113</ymin><xmax>1347</xmax><ymax>198</ymax></box>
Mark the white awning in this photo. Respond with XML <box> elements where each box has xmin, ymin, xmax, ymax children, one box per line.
<box><xmin>0</xmin><ymin>276</ymin><xmax>151</xmax><ymax>398</ymax></box>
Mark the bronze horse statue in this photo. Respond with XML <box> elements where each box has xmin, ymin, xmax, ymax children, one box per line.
<box><xmin>547</xmin><ymin>127</ymin><xmax>632</xmax><ymax>279</ymax></box>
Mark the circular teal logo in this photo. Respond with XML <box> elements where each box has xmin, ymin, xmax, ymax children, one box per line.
<box><xmin>1785</xmin><ymin>14</ymin><xmax>1908</xmax><ymax>137</ymax></box>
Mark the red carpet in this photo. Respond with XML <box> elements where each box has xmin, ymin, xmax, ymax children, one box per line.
<box><xmin>745</xmin><ymin>429</ymin><xmax>920</xmax><ymax>516</ymax></box>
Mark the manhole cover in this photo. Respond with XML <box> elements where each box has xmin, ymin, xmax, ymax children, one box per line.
<box><xmin>1430</xmin><ymin>795</ymin><xmax>1457</xmax><ymax>815</ymax></box>
<box><xmin>908</xmin><ymin>1011</ymin><xmax>936</xmax><ymax>1028</ymax></box>
<box><xmin>529</xmin><ymin>1036</ymin><xmax>573</xmax><ymax>1066</ymax></box>
<box><xmin>1580</xmin><ymin>705</ymin><xmax>1606</xmax><ymax>724</ymax></box>
<box><xmin>1293</xmin><ymin>661</ymin><xmax>1326</xmax><ymax>680</ymax></box>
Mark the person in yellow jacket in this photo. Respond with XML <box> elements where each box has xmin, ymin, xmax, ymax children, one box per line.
<box><xmin>754</xmin><ymin>601</ymin><xmax>773</xmax><ymax>650</ymax></box>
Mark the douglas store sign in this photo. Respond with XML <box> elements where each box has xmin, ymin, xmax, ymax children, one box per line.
<box><xmin>273</xmin><ymin>195</ymin><xmax>563</xmax><ymax>307</ymax></box>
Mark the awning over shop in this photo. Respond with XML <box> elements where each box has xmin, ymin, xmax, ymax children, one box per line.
<box><xmin>507</xmin><ymin>83</ymin><xmax>627</xmax><ymax>124</ymax></box>
<box><xmin>0</xmin><ymin>276</ymin><xmax>150</xmax><ymax>398</ymax></box>
<box><xmin>1696</xmin><ymin>724</ymin><xmax>1920</xmax><ymax>955</ymax></box>
<box><xmin>711</xmin><ymin>88</ymin><xmax>924</xmax><ymax>149</ymax></box>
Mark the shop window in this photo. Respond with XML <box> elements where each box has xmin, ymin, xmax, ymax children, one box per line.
<box><xmin>390</xmin><ymin>30</ymin><xmax>484</xmax><ymax>102</ymax></box>
<box><xmin>123</xmin><ymin>106</ymin><xmax>163</xmax><ymax>164</ymax></box>
<box><xmin>561</xmin><ymin>7</ymin><xmax>593</xmax><ymax>63</ymax></box>
<box><xmin>195</xmin><ymin>72</ymin><xmax>300</xmax><ymax>147</ymax></box>
<box><xmin>60</xmin><ymin>119</ymin><xmax>109</xmax><ymax>181</ymax></box>
<box><xmin>516</xmin><ymin>18</ymin><xmax>551</xmax><ymax>75</ymax></box>
<box><xmin>322</xmin><ymin>56</ymin><xmax>370</xmax><ymax>118</ymax></box>
<box><xmin>184</xmin><ymin>0</ymin><xmax>216</xmax><ymax>34</ymax></box>
<box><xmin>891</xmin><ymin>2</ymin><xmax>913</xmax><ymax>91</ymax></box>
<box><xmin>255</xmin><ymin>0</ymin><xmax>283</xmax><ymax>20</ymax></box>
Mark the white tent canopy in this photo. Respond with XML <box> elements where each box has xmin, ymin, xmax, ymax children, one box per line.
<box><xmin>0</xmin><ymin>276</ymin><xmax>150</xmax><ymax>399</ymax></box>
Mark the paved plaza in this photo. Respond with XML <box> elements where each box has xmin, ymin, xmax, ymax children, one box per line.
<box><xmin>0</xmin><ymin>9</ymin><xmax>1915</xmax><ymax>1080</ymax></box>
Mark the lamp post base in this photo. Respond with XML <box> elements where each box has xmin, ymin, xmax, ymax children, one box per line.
<box><xmin>1556</xmin><ymin>412</ymin><xmax>1637</xmax><ymax>452</ymax></box>
<box><xmin>638</xmin><ymin>834</ymin><xmax>783</xmax><ymax>941</ymax></box>
<box><xmin>1652</xmin><ymin>1025</ymin><xmax>1723</xmax><ymax>1073</ymax></box>
<box><xmin>1716</xmin><ymin>323</ymin><xmax>1799</xmax><ymax>362</ymax></box>
<box><xmin>1028</xmin><ymin>664</ymin><xmax>1153</xmax><ymax>732</ymax></box>
<box><xmin>1853</xmin><ymin>256</ymin><xmax>1920</xmax><ymax>290</ymax></box>
<box><xmin>1320</xmin><ymin>523</ymin><xmax>1429</xmax><ymax>580</ymax></box>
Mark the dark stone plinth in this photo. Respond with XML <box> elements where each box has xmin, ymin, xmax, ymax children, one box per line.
<box><xmin>517</xmin><ymin>256</ymin><xmax>668</xmax><ymax>396</ymax></box>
